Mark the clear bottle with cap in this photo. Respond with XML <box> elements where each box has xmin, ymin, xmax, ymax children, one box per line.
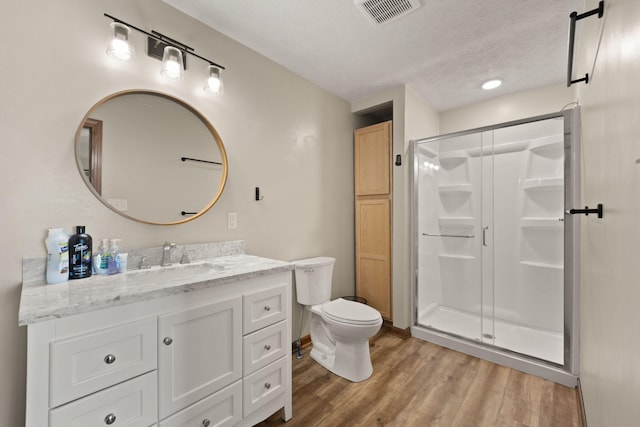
<box><xmin>45</xmin><ymin>228</ymin><xmax>70</xmax><ymax>284</ymax></box>
<box><xmin>93</xmin><ymin>238</ymin><xmax>110</xmax><ymax>275</ymax></box>
<box><xmin>107</xmin><ymin>239</ymin><xmax>121</xmax><ymax>275</ymax></box>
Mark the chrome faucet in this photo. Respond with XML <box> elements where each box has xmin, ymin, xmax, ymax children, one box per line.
<box><xmin>161</xmin><ymin>242</ymin><xmax>177</xmax><ymax>266</ymax></box>
<box><xmin>137</xmin><ymin>255</ymin><xmax>151</xmax><ymax>270</ymax></box>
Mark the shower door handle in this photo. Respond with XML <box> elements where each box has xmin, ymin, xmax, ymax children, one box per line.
<box><xmin>482</xmin><ymin>226</ymin><xmax>489</xmax><ymax>246</ymax></box>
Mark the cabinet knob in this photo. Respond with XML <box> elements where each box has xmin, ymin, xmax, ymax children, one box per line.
<box><xmin>104</xmin><ymin>413</ymin><xmax>116</xmax><ymax>425</ymax></box>
<box><xmin>104</xmin><ymin>354</ymin><xmax>116</xmax><ymax>364</ymax></box>
<box><xmin>264</xmin><ymin>382</ymin><xmax>271</xmax><ymax>389</ymax></box>
<box><xmin>202</xmin><ymin>419</ymin><xmax>211</xmax><ymax>427</ymax></box>
<box><xmin>264</xmin><ymin>305</ymin><xmax>271</xmax><ymax>311</ymax></box>
<box><xmin>264</xmin><ymin>344</ymin><xmax>271</xmax><ymax>351</ymax></box>
<box><xmin>163</xmin><ymin>337</ymin><xmax>173</xmax><ymax>345</ymax></box>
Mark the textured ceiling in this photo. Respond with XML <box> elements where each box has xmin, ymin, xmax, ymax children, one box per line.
<box><xmin>162</xmin><ymin>0</ymin><xmax>584</xmax><ymax>111</ymax></box>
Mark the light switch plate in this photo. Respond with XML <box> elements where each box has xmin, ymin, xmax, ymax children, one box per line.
<box><xmin>228</xmin><ymin>212</ymin><xmax>238</xmax><ymax>229</ymax></box>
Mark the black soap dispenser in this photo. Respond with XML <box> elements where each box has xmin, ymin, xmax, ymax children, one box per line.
<box><xmin>69</xmin><ymin>226</ymin><xmax>93</xmax><ymax>280</ymax></box>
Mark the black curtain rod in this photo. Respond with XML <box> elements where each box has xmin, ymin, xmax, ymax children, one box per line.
<box><xmin>104</xmin><ymin>13</ymin><xmax>226</xmax><ymax>70</ymax></box>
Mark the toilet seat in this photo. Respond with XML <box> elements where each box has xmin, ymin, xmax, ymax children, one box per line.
<box><xmin>321</xmin><ymin>298</ymin><xmax>381</xmax><ymax>326</ymax></box>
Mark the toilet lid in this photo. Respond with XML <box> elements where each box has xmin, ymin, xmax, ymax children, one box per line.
<box><xmin>322</xmin><ymin>298</ymin><xmax>381</xmax><ymax>325</ymax></box>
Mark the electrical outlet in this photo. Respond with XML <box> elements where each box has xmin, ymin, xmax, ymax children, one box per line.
<box><xmin>228</xmin><ymin>212</ymin><xmax>238</xmax><ymax>229</ymax></box>
<box><xmin>107</xmin><ymin>198</ymin><xmax>128</xmax><ymax>211</ymax></box>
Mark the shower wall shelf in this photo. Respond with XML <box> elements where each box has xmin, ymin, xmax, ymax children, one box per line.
<box><xmin>467</xmin><ymin>140</ymin><xmax>529</xmax><ymax>157</ymax></box>
<box><xmin>438</xmin><ymin>217</ymin><xmax>474</xmax><ymax>227</ymax></box>
<box><xmin>439</xmin><ymin>254</ymin><xmax>475</xmax><ymax>260</ymax></box>
<box><xmin>438</xmin><ymin>184</ymin><xmax>472</xmax><ymax>193</ymax></box>
<box><xmin>529</xmin><ymin>137</ymin><xmax>564</xmax><ymax>152</ymax></box>
<box><xmin>520</xmin><ymin>260</ymin><xmax>563</xmax><ymax>270</ymax></box>
<box><xmin>523</xmin><ymin>178</ymin><xmax>563</xmax><ymax>190</ymax></box>
<box><xmin>438</xmin><ymin>151</ymin><xmax>467</xmax><ymax>161</ymax></box>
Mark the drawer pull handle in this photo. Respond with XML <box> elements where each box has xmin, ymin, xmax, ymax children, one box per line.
<box><xmin>104</xmin><ymin>354</ymin><xmax>116</xmax><ymax>364</ymax></box>
<box><xmin>202</xmin><ymin>419</ymin><xmax>211</xmax><ymax>427</ymax></box>
<box><xmin>265</xmin><ymin>382</ymin><xmax>272</xmax><ymax>389</ymax></box>
<box><xmin>104</xmin><ymin>413</ymin><xmax>116</xmax><ymax>425</ymax></box>
<box><xmin>264</xmin><ymin>305</ymin><xmax>271</xmax><ymax>311</ymax></box>
<box><xmin>264</xmin><ymin>344</ymin><xmax>271</xmax><ymax>351</ymax></box>
<box><xmin>163</xmin><ymin>337</ymin><xmax>173</xmax><ymax>345</ymax></box>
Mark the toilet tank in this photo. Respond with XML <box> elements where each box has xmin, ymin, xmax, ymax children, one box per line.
<box><xmin>292</xmin><ymin>257</ymin><xmax>335</xmax><ymax>305</ymax></box>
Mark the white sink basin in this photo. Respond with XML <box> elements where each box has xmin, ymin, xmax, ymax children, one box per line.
<box><xmin>127</xmin><ymin>263</ymin><xmax>226</xmax><ymax>282</ymax></box>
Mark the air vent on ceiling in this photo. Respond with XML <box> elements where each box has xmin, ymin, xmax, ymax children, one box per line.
<box><xmin>354</xmin><ymin>0</ymin><xmax>421</xmax><ymax>25</ymax></box>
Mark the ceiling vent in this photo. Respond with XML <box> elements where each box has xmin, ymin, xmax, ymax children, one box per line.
<box><xmin>354</xmin><ymin>0</ymin><xmax>421</xmax><ymax>25</ymax></box>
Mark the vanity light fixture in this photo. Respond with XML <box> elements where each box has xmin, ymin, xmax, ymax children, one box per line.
<box><xmin>482</xmin><ymin>79</ymin><xmax>502</xmax><ymax>90</ymax></box>
<box><xmin>104</xmin><ymin>13</ymin><xmax>225</xmax><ymax>94</ymax></box>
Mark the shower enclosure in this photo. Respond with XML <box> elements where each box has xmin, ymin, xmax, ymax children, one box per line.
<box><xmin>411</xmin><ymin>110</ymin><xmax>579</xmax><ymax>386</ymax></box>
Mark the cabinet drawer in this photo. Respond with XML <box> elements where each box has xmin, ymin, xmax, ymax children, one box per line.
<box><xmin>243</xmin><ymin>357</ymin><xmax>287</xmax><ymax>417</ymax></box>
<box><xmin>159</xmin><ymin>380</ymin><xmax>242</xmax><ymax>427</ymax></box>
<box><xmin>243</xmin><ymin>320</ymin><xmax>287</xmax><ymax>375</ymax></box>
<box><xmin>49</xmin><ymin>371</ymin><xmax>157</xmax><ymax>427</ymax></box>
<box><xmin>50</xmin><ymin>317</ymin><xmax>157</xmax><ymax>408</ymax></box>
<box><xmin>243</xmin><ymin>285</ymin><xmax>287</xmax><ymax>334</ymax></box>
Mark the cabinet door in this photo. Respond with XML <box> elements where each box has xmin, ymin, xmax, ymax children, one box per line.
<box><xmin>158</xmin><ymin>297</ymin><xmax>242</xmax><ymax>419</ymax></box>
<box><xmin>356</xmin><ymin>197</ymin><xmax>392</xmax><ymax>319</ymax></box>
<box><xmin>354</xmin><ymin>121</ymin><xmax>392</xmax><ymax>196</ymax></box>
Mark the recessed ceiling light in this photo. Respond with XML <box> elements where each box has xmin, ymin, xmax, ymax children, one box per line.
<box><xmin>482</xmin><ymin>79</ymin><xmax>502</xmax><ymax>90</ymax></box>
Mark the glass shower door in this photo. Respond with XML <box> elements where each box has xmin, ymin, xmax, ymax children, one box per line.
<box><xmin>415</xmin><ymin>132</ymin><xmax>487</xmax><ymax>342</ymax></box>
<box><xmin>489</xmin><ymin>119</ymin><xmax>565</xmax><ymax>364</ymax></box>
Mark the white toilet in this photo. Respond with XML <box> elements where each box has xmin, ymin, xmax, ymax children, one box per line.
<box><xmin>293</xmin><ymin>257</ymin><xmax>382</xmax><ymax>382</ymax></box>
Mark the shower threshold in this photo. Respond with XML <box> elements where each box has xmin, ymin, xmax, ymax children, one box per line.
<box><xmin>418</xmin><ymin>304</ymin><xmax>563</xmax><ymax>365</ymax></box>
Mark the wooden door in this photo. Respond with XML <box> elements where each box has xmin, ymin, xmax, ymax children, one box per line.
<box><xmin>354</xmin><ymin>121</ymin><xmax>392</xmax><ymax>320</ymax></box>
<box><xmin>355</xmin><ymin>122</ymin><xmax>391</xmax><ymax>196</ymax></box>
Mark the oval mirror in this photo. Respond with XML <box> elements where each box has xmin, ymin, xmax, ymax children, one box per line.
<box><xmin>75</xmin><ymin>90</ymin><xmax>228</xmax><ymax>225</ymax></box>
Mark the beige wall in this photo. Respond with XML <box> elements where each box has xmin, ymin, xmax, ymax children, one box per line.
<box><xmin>440</xmin><ymin>83</ymin><xmax>577</xmax><ymax>134</ymax></box>
<box><xmin>0</xmin><ymin>1</ymin><xmax>356</xmax><ymax>425</ymax></box>
<box><xmin>576</xmin><ymin>0</ymin><xmax>640</xmax><ymax>425</ymax></box>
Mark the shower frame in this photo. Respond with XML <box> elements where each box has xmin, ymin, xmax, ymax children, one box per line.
<box><xmin>410</xmin><ymin>109</ymin><xmax>580</xmax><ymax>387</ymax></box>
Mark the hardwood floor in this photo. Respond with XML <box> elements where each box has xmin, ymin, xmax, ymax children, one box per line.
<box><xmin>258</xmin><ymin>327</ymin><xmax>581</xmax><ymax>427</ymax></box>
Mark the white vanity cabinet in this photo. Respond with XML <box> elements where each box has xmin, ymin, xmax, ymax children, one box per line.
<box><xmin>23</xmin><ymin>267</ymin><xmax>292</xmax><ymax>427</ymax></box>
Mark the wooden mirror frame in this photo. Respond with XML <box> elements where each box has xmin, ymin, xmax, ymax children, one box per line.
<box><xmin>74</xmin><ymin>90</ymin><xmax>228</xmax><ymax>225</ymax></box>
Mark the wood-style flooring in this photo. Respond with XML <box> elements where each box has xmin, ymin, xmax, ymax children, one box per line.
<box><xmin>258</xmin><ymin>327</ymin><xmax>581</xmax><ymax>427</ymax></box>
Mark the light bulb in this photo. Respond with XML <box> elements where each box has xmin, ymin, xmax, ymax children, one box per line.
<box><xmin>106</xmin><ymin>22</ymin><xmax>135</xmax><ymax>61</ymax></box>
<box><xmin>204</xmin><ymin>65</ymin><xmax>224</xmax><ymax>95</ymax></box>
<box><xmin>160</xmin><ymin>46</ymin><xmax>184</xmax><ymax>80</ymax></box>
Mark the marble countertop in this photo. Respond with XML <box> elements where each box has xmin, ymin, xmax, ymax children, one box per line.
<box><xmin>19</xmin><ymin>254</ymin><xmax>293</xmax><ymax>326</ymax></box>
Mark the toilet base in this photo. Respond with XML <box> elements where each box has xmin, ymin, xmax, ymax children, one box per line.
<box><xmin>309</xmin><ymin>339</ymin><xmax>373</xmax><ymax>382</ymax></box>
